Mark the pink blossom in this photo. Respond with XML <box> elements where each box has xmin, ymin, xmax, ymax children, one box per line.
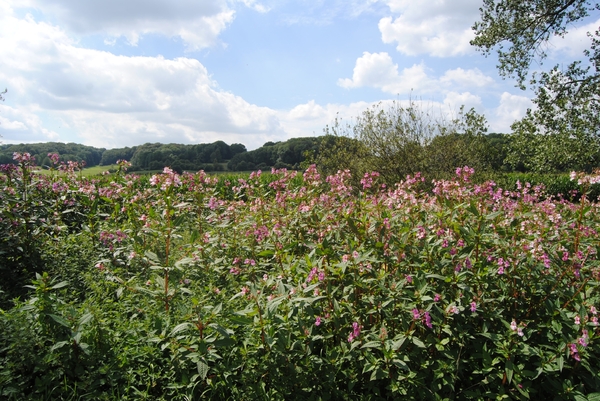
<box><xmin>423</xmin><ymin>311</ymin><xmax>432</xmax><ymax>328</ymax></box>
<box><xmin>315</xmin><ymin>316</ymin><xmax>322</xmax><ymax>326</ymax></box>
<box><xmin>470</xmin><ymin>302</ymin><xmax>477</xmax><ymax>312</ymax></box>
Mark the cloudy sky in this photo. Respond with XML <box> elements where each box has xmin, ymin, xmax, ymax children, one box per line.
<box><xmin>0</xmin><ymin>0</ymin><xmax>594</xmax><ymax>150</ymax></box>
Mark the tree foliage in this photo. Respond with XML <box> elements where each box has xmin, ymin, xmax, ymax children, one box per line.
<box><xmin>472</xmin><ymin>0</ymin><xmax>600</xmax><ymax>172</ymax></box>
<box><xmin>227</xmin><ymin>137</ymin><xmax>321</xmax><ymax>171</ymax></box>
<box><xmin>316</xmin><ymin>100</ymin><xmax>492</xmax><ymax>184</ymax></box>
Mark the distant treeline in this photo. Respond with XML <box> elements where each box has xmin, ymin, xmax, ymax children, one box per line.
<box><xmin>0</xmin><ymin>133</ymin><xmax>517</xmax><ymax>175</ymax></box>
<box><xmin>0</xmin><ymin>137</ymin><xmax>322</xmax><ymax>173</ymax></box>
<box><xmin>0</xmin><ymin>142</ymin><xmax>105</xmax><ymax>168</ymax></box>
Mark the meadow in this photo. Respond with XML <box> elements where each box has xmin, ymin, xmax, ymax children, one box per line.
<box><xmin>0</xmin><ymin>154</ymin><xmax>599</xmax><ymax>400</ymax></box>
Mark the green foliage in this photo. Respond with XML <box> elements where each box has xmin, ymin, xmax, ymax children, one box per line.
<box><xmin>228</xmin><ymin>137</ymin><xmax>321</xmax><ymax>171</ymax></box>
<box><xmin>472</xmin><ymin>0</ymin><xmax>600</xmax><ymax>174</ymax></box>
<box><xmin>1</xmin><ymin>154</ymin><xmax>600</xmax><ymax>400</ymax></box>
<box><xmin>316</xmin><ymin>100</ymin><xmax>492</xmax><ymax>184</ymax></box>
<box><xmin>0</xmin><ymin>142</ymin><xmax>105</xmax><ymax>167</ymax></box>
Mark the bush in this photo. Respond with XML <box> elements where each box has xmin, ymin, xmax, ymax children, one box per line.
<box><xmin>1</xmin><ymin>157</ymin><xmax>599</xmax><ymax>400</ymax></box>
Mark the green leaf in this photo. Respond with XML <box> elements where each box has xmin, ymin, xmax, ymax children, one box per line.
<box><xmin>145</xmin><ymin>251</ymin><xmax>160</xmax><ymax>264</ymax></box>
<box><xmin>361</xmin><ymin>341</ymin><xmax>382</xmax><ymax>349</ymax></box>
<box><xmin>557</xmin><ymin>355</ymin><xmax>564</xmax><ymax>372</ymax></box>
<box><xmin>48</xmin><ymin>314</ymin><xmax>70</xmax><ymax>328</ymax></box>
<box><xmin>51</xmin><ymin>281</ymin><xmax>68</xmax><ymax>290</ymax></box>
<box><xmin>78</xmin><ymin>312</ymin><xmax>94</xmax><ymax>326</ymax></box>
<box><xmin>587</xmin><ymin>393</ymin><xmax>600</xmax><ymax>401</ymax></box>
<box><xmin>50</xmin><ymin>341</ymin><xmax>69</xmax><ymax>351</ymax></box>
<box><xmin>505</xmin><ymin>360</ymin><xmax>514</xmax><ymax>384</ymax></box>
<box><xmin>392</xmin><ymin>336</ymin><xmax>406</xmax><ymax>350</ymax></box>
<box><xmin>412</xmin><ymin>337</ymin><xmax>426</xmax><ymax>348</ymax></box>
<box><xmin>170</xmin><ymin>322</ymin><xmax>194</xmax><ymax>336</ymax></box>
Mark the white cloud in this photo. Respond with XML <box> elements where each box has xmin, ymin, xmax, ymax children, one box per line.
<box><xmin>378</xmin><ymin>0</ymin><xmax>479</xmax><ymax>57</ymax></box>
<box><xmin>489</xmin><ymin>92</ymin><xmax>532</xmax><ymax>133</ymax></box>
<box><xmin>443</xmin><ymin>91</ymin><xmax>482</xmax><ymax>111</ymax></box>
<box><xmin>338</xmin><ymin>52</ymin><xmax>433</xmax><ymax>94</ymax></box>
<box><xmin>288</xmin><ymin>100</ymin><xmax>327</xmax><ymax>121</ymax></box>
<box><xmin>339</xmin><ymin>52</ymin><xmax>496</xmax><ymax>96</ymax></box>
<box><xmin>548</xmin><ymin>18</ymin><xmax>600</xmax><ymax>59</ymax></box>
<box><xmin>440</xmin><ymin>68</ymin><xmax>495</xmax><ymax>88</ymax></box>
<box><xmin>0</xmin><ymin>10</ymin><xmax>291</xmax><ymax>149</ymax></box>
<box><xmin>8</xmin><ymin>0</ymin><xmax>235</xmax><ymax>50</ymax></box>
<box><xmin>237</xmin><ymin>0</ymin><xmax>270</xmax><ymax>13</ymax></box>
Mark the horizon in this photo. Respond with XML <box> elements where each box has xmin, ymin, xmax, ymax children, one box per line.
<box><xmin>0</xmin><ymin>1</ymin><xmax>595</xmax><ymax>150</ymax></box>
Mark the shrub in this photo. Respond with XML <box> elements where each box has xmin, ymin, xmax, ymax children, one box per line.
<box><xmin>1</xmin><ymin>157</ymin><xmax>599</xmax><ymax>400</ymax></box>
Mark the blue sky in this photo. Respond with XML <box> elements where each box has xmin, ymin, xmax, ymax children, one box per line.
<box><xmin>0</xmin><ymin>0</ymin><xmax>596</xmax><ymax>150</ymax></box>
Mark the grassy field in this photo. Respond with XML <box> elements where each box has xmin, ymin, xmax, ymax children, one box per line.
<box><xmin>33</xmin><ymin>164</ymin><xmax>119</xmax><ymax>177</ymax></box>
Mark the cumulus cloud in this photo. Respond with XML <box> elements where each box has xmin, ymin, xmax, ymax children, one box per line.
<box><xmin>338</xmin><ymin>52</ymin><xmax>433</xmax><ymax>93</ymax></box>
<box><xmin>8</xmin><ymin>0</ymin><xmax>237</xmax><ymax>50</ymax></box>
<box><xmin>548</xmin><ymin>18</ymin><xmax>600</xmax><ymax>59</ymax></box>
<box><xmin>443</xmin><ymin>91</ymin><xmax>482</xmax><ymax>111</ymax></box>
<box><xmin>378</xmin><ymin>0</ymin><xmax>479</xmax><ymax>57</ymax></box>
<box><xmin>490</xmin><ymin>92</ymin><xmax>532</xmax><ymax>133</ymax></box>
<box><xmin>440</xmin><ymin>68</ymin><xmax>495</xmax><ymax>88</ymax></box>
<box><xmin>338</xmin><ymin>52</ymin><xmax>496</xmax><ymax>96</ymax></box>
<box><xmin>0</xmin><ymin>9</ymin><xmax>292</xmax><ymax>149</ymax></box>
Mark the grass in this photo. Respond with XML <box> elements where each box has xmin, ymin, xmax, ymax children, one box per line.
<box><xmin>34</xmin><ymin>165</ymin><xmax>119</xmax><ymax>177</ymax></box>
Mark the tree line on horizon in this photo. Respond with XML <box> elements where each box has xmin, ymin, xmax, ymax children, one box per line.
<box><xmin>0</xmin><ymin>121</ymin><xmax>596</xmax><ymax>181</ymax></box>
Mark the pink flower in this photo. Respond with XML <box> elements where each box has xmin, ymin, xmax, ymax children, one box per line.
<box><xmin>510</xmin><ymin>319</ymin><xmax>517</xmax><ymax>331</ymax></box>
<box><xmin>352</xmin><ymin>322</ymin><xmax>361</xmax><ymax>338</ymax></box>
<box><xmin>412</xmin><ymin>308</ymin><xmax>420</xmax><ymax>320</ymax></box>
<box><xmin>433</xmin><ymin>294</ymin><xmax>441</xmax><ymax>302</ymax></box>
<box><xmin>348</xmin><ymin>322</ymin><xmax>361</xmax><ymax>342</ymax></box>
<box><xmin>423</xmin><ymin>311</ymin><xmax>432</xmax><ymax>328</ymax></box>
<box><xmin>405</xmin><ymin>275</ymin><xmax>413</xmax><ymax>283</ymax></box>
<box><xmin>575</xmin><ymin>315</ymin><xmax>581</xmax><ymax>325</ymax></box>
<box><xmin>569</xmin><ymin>343</ymin><xmax>581</xmax><ymax>361</ymax></box>
<box><xmin>470</xmin><ymin>302</ymin><xmax>477</xmax><ymax>312</ymax></box>
<box><xmin>315</xmin><ymin>316</ymin><xmax>322</xmax><ymax>326</ymax></box>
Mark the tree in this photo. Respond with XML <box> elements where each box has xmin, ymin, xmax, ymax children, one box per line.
<box><xmin>471</xmin><ymin>0</ymin><xmax>600</xmax><ymax>172</ymax></box>
<box><xmin>316</xmin><ymin>99</ymin><xmax>490</xmax><ymax>184</ymax></box>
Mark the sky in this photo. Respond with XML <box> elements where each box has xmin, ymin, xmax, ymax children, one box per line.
<box><xmin>0</xmin><ymin>0</ymin><xmax>596</xmax><ymax>150</ymax></box>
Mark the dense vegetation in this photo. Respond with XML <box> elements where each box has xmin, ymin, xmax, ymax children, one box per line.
<box><xmin>472</xmin><ymin>0</ymin><xmax>600</xmax><ymax>173</ymax></box>
<box><xmin>0</xmin><ymin>142</ymin><xmax>105</xmax><ymax>168</ymax></box>
<box><xmin>0</xmin><ymin>154</ymin><xmax>599</xmax><ymax>400</ymax></box>
<box><xmin>1</xmin><ymin>2</ymin><xmax>600</xmax><ymax>398</ymax></box>
<box><xmin>0</xmin><ymin>138</ymin><xmax>320</xmax><ymax>173</ymax></box>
